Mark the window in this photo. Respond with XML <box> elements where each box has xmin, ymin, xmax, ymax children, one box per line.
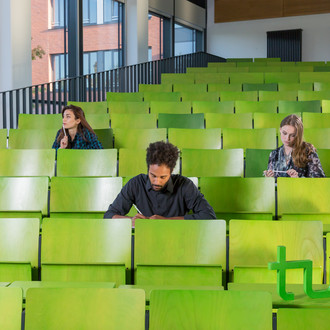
<box><xmin>104</xmin><ymin>0</ymin><xmax>119</xmax><ymax>23</ymax></box>
<box><xmin>52</xmin><ymin>54</ymin><xmax>68</xmax><ymax>81</ymax></box>
<box><xmin>174</xmin><ymin>23</ymin><xmax>196</xmax><ymax>56</ymax></box>
<box><xmin>148</xmin><ymin>13</ymin><xmax>163</xmax><ymax>61</ymax></box>
<box><xmin>83</xmin><ymin>0</ymin><xmax>97</xmax><ymax>25</ymax></box>
<box><xmin>83</xmin><ymin>50</ymin><xmax>121</xmax><ymax>75</ymax></box>
<box><xmin>51</xmin><ymin>0</ymin><xmax>65</xmax><ymax>28</ymax></box>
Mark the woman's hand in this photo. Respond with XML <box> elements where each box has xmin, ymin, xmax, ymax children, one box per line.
<box><xmin>60</xmin><ymin>136</ymin><xmax>68</xmax><ymax>149</ymax></box>
<box><xmin>287</xmin><ymin>169</ymin><xmax>298</xmax><ymax>178</ymax></box>
<box><xmin>263</xmin><ymin>170</ymin><xmax>274</xmax><ymax>177</ymax></box>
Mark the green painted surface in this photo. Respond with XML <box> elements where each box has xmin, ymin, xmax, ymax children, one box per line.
<box><xmin>205</xmin><ymin>113</ymin><xmax>252</xmax><ymax>129</ymax></box>
<box><xmin>264</xmin><ymin>72</ymin><xmax>299</xmax><ymax>83</ymax></box>
<box><xmin>138</xmin><ymin>84</ymin><xmax>172</xmax><ymax>92</ymax></box>
<box><xmin>106</xmin><ymin>92</ymin><xmax>143</xmax><ymax>102</ymax></box>
<box><xmin>300</xmin><ymin>72</ymin><xmax>330</xmax><ymax>83</ymax></box>
<box><xmin>149</xmin><ymin>290</ymin><xmax>272</xmax><ymax>330</ymax></box>
<box><xmin>298</xmin><ymin>90</ymin><xmax>330</xmax><ymax>101</ymax></box>
<box><xmin>161</xmin><ymin>73</ymin><xmax>195</xmax><ymax>84</ymax></box>
<box><xmin>192</xmin><ymin>101</ymin><xmax>234</xmax><ymax>114</ymax></box>
<box><xmin>194</xmin><ymin>73</ymin><xmax>229</xmax><ymax>84</ymax></box>
<box><xmin>208</xmin><ymin>83</ymin><xmax>242</xmax><ymax>92</ymax></box>
<box><xmin>143</xmin><ymin>91</ymin><xmax>181</xmax><ymax>102</ymax></box>
<box><xmin>119</xmin><ymin>149</ymin><xmax>147</xmax><ymax>177</ymax></box>
<box><xmin>18</xmin><ymin>113</ymin><xmax>62</xmax><ymax>129</ymax></box>
<box><xmin>314</xmin><ymin>82</ymin><xmax>330</xmax><ymax>91</ymax></box>
<box><xmin>67</xmin><ymin>101</ymin><xmax>108</xmax><ymax>114</ymax></box>
<box><xmin>8</xmin><ymin>129</ymin><xmax>58</xmax><ymax>149</ymax></box>
<box><xmin>0</xmin><ymin>129</ymin><xmax>7</xmax><ymax>148</ymax></box>
<box><xmin>25</xmin><ymin>288</ymin><xmax>145</xmax><ymax>330</ymax></box>
<box><xmin>180</xmin><ymin>91</ymin><xmax>220</xmax><ymax>102</ymax></box>
<box><xmin>0</xmin><ymin>287</ymin><xmax>22</xmax><ymax>330</ymax></box>
<box><xmin>111</xmin><ymin>113</ymin><xmax>157</xmax><ymax>128</ymax></box>
<box><xmin>242</xmin><ymin>83</ymin><xmax>278</xmax><ymax>91</ymax></box>
<box><xmin>229</xmin><ymin>72</ymin><xmax>264</xmax><ymax>84</ymax></box>
<box><xmin>108</xmin><ymin>101</ymin><xmax>149</xmax><ymax>115</ymax></box>
<box><xmin>278</xmin><ymin>82</ymin><xmax>313</xmax><ymax>91</ymax></box>
<box><xmin>245</xmin><ymin>148</ymin><xmax>273</xmax><ymax>177</ymax></box>
<box><xmin>56</xmin><ymin>149</ymin><xmax>117</xmax><ymax>177</ymax></box>
<box><xmin>235</xmin><ymin>100</ymin><xmax>277</xmax><ymax>114</ymax></box>
<box><xmin>150</xmin><ymin>101</ymin><xmax>191</xmax><ymax>115</ymax></box>
<box><xmin>303</xmin><ymin>112</ymin><xmax>330</xmax><ymax>128</ymax></box>
<box><xmin>259</xmin><ymin>91</ymin><xmax>297</xmax><ymax>102</ymax></box>
<box><xmin>220</xmin><ymin>91</ymin><xmax>258</xmax><ymax>101</ymax></box>
<box><xmin>254</xmin><ymin>113</ymin><xmax>302</xmax><ymax>130</ymax></box>
<box><xmin>303</xmin><ymin>128</ymin><xmax>330</xmax><ymax>149</ymax></box>
<box><xmin>278</xmin><ymin>100</ymin><xmax>321</xmax><ymax>113</ymax></box>
<box><xmin>85</xmin><ymin>114</ymin><xmax>110</xmax><ymax>129</ymax></box>
<box><xmin>173</xmin><ymin>83</ymin><xmax>207</xmax><ymax>93</ymax></box>
<box><xmin>158</xmin><ymin>113</ymin><xmax>204</xmax><ymax>129</ymax></box>
<box><xmin>318</xmin><ymin>149</ymin><xmax>330</xmax><ymax>178</ymax></box>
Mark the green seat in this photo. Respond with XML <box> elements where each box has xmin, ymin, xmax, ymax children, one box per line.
<box><xmin>254</xmin><ymin>113</ymin><xmax>302</xmax><ymax>130</ymax></box>
<box><xmin>41</xmin><ymin>218</ymin><xmax>131</xmax><ymax>284</ymax></box>
<box><xmin>0</xmin><ymin>129</ymin><xmax>7</xmax><ymax>148</ymax></box>
<box><xmin>85</xmin><ymin>114</ymin><xmax>110</xmax><ymax>129</ymax></box>
<box><xmin>235</xmin><ymin>100</ymin><xmax>277</xmax><ymax>114</ymax></box>
<box><xmin>322</xmin><ymin>100</ymin><xmax>330</xmax><ymax>113</ymax></box>
<box><xmin>149</xmin><ymin>290</ymin><xmax>272</xmax><ymax>330</ymax></box>
<box><xmin>298</xmin><ymin>90</ymin><xmax>330</xmax><ymax>101</ymax></box>
<box><xmin>0</xmin><ymin>149</ymin><xmax>55</xmax><ymax>177</ymax></box>
<box><xmin>25</xmin><ymin>288</ymin><xmax>145</xmax><ymax>330</ymax></box>
<box><xmin>228</xmin><ymin>58</ymin><xmax>253</xmax><ymax>62</ymax></box>
<box><xmin>278</xmin><ymin>100</ymin><xmax>321</xmax><ymax>113</ymax></box>
<box><xmin>0</xmin><ymin>218</ymin><xmax>39</xmax><ymax>281</ymax></box>
<box><xmin>67</xmin><ymin>101</ymin><xmax>108</xmax><ymax>114</ymax></box>
<box><xmin>108</xmin><ymin>101</ymin><xmax>150</xmax><ymax>115</ymax></box>
<box><xmin>296</xmin><ymin>61</ymin><xmax>325</xmax><ymax>66</ymax></box>
<box><xmin>18</xmin><ymin>114</ymin><xmax>62</xmax><ymax>129</ymax></box>
<box><xmin>278</xmin><ymin>82</ymin><xmax>313</xmax><ymax>91</ymax></box>
<box><xmin>168</xmin><ymin>128</ymin><xmax>221</xmax><ymax>149</ymax></box>
<box><xmin>173</xmin><ymin>83</ymin><xmax>207</xmax><ymax>93</ymax></box>
<box><xmin>199</xmin><ymin>177</ymin><xmax>275</xmax><ymax>221</ymax></box>
<box><xmin>94</xmin><ymin>128</ymin><xmax>113</xmax><ymax>149</ymax></box>
<box><xmin>50</xmin><ymin>177</ymin><xmax>122</xmax><ymax>218</ymax></box>
<box><xmin>278</xmin><ymin>178</ymin><xmax>330</xmax><ymax>231</ymax></box>
<box><xmin>248</xmin><ymin>66</ymin><xmax>281</xmax><ymax>73</ymax></box>
<box><xmin>56</xmin><ymin>149</ymin><xmax>117</xmax><ymax>177</ymax></box>
<box><xmin>143</xmin><ymin>91</ymin><xmax>181</xmax><ymax>102</ymax></box>
<box><xmin>245</xmin><ymin>149</ymin><xmax>273</xmax><ymax>177</ymax></box>
<box><xmin>180</xmin><ymin>91</ymin><xmax>220</xmax><ymax>102</ymax></box>
<box><xmin>229</xmin><ymin>73</ymin><xmax>264</xmax><ymax>84</ymax></box>
<box><xmin>218</xmin><ymin>66</ymin><xmax>249</xmax><ymax>72</ymax></box>
<box><xmin>0</xmin><ymin>177</ymin><xmax>49</xmax><ymax>219</ymax></box>
<box><xmin>192</xmin><ymin>101</ymin><xmax>234</xmax><ymax>114</ymax></box>
<box><xmin>317</xmin><ymin>149</ymin><xmax>330</xmax><ymax>176</ymax></box>
<box><xmin>9</xmin><ymin>129</ymin><xmax>58</xmax><ymax>149</ymax></box>
<box><xmin>106</xmin><ymin>92</ymin><xmax>143</xmax><ymax>102</ymax></box>
<box><xmin>259</xmin><ymin>91</ymin><xmax>297</xmax><ymax>102</ymax></box>
<box><xmin>264</xmin><ymin>72</ymin><xmax>299</xmax><ymax>83</ymax></box>
<box><xmin>186</xmin><ymin>67</ymin><xmax>217</xmax><ymax>73</ymax></box>
<box><xmin>0</xmin><ymin>287</ymin><xmax>22</xmax><ymax>330</ymax></box>
<box><xmin>111</xmin><ymin>113</ymin><xmax>157</xmax><ymax>128</ymax></box>
<box><xmin>300</xmin><ymin>72</ymin><xmax>330</xmax><ymax>83</ymax></box>
<box><xmin>194</xmin><ymin>73</ymin><xmax>229</xmax><ymax>84</ymax></box>
<box><xmin>150</xmin><ymin>101</ymin><xmax>191</xmax><ymax>114</ymax></box>
<box><xmin>229</xmin><ymin>220</ymin><xmax>323</xmax><ymax>284</ymax></box>
<box><xmin>242</xmin><ymin>83</ymin><xmax>277</xmax><ymax>91</ymax></box>
<box><xmin>255</xmin><ymin>58</ymin><xmax>281</xmax><ymax>62</ymax></box>
<box><xmin>118</xmin><ymin>149</ymin><xmax>147</xmax><ymax>177</ymax></box>
<box><xmin>303</xmin><ymin>113</ymin><xmax>330</xmax><ymax>128</ymax></box>
<box><xmin>304</xmin><ymin>128</ymin><xmax>330</xmax><ymax>149</ymax></box>
<box><xmin>208</xmin><ymin>83</ymin><xmax>242</xmax><ymax>92</ymax></box>
<box><xmin>220</xmin><ymin>91</ymin><xmax>258</xmax><ymax>101</ymax></box>
<box><xmin>281</xmin><ymin>66</ymin><xmax>314</xmax><ymax>72</ymax></box>
<box><xmin>326</xmin><ymin>233</ymin><xmax>330</xmax><ymax>283</ymax></box>
<box><xmin>158</xmin><ymin>113</ymin><xmax>204</xmax><ymax>129</ymax></box>
<box><xmin>113</xmin><ymin>128</ymin><xmax>166</xmax><ymax>149</ymax></box>
<box><xmin>182</xmin><ymin>149</ymin><xmax>244</xmax><ymax>177</ymax></box>
<box><xmin>205</xmin><ymin>113</ymin><xmax>252</xmax><ymax>129</ymax></box>
<box><xmin>222</xmin><ymin>128</ymin><xmax>277</xmax><ymax>152</ymax></box>
<box><xmin>313</xmin><ymin>82</ymin><xmax>330</xmax><ymax>91</ymax></box>
<box><xmin>161</xmin><ymin>73</ymin><xmax>195</xmax><ymax>84</ymax></box>
<box><xmin>135</xmin><ymin>219</ymin><xmax>226</xmax><ymax>286</ymax></box>
<box><xmin>138</xmin><ymin>84</ymin><xmax>172</xmax><ymax>92</ymax></box>
<box><xmin>314</xmin><ymin>66</ymin><xmax>330</xmax><ymax>72</ymax></box>
<box><xmin>208</xmin><ymin>62</ymin><xmax>237</xmax><ymax>67</ymax></box>
<box><xmin>277</xmin><ymin>308</ymin><xmax>330</xmax><ymax>330</ymax></box>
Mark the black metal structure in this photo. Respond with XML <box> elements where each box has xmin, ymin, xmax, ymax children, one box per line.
<box><xmin>0</xmin><ymin>52</ymin><xmax>224</xmax><ymax>129</ymax></box>
<box><xmin>267</xmin><ymin>29</ymin><xmax>302</xmax><ymax>62</ymax></box>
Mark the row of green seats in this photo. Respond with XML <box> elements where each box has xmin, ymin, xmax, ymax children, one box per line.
<box><xmin>3</xmin><ymin>127</ymin><xmax>330</xmax><ymax>150</ymax></box>
<box><xmin>187</xmin><ymin>66</ymin><xmax>317</xmax><ymax>73</ymax></box>
<box><xmin>159</xmin><ymin>72</ymin><xmax>330</xmax><ymax>84</ymax></box>
<box><xmin>0</xmin><ymin>148</ymin><xmax>328</xmax><ymax>178</ymax></box>
<box><xmin>0</xmin><ymin>176</ymin><xmax>329</xmax><ymax>228</ymax></box>
<box><xmin>0</xmin><ymin>218</ymin><xmax>326</xmax><ymax>285</ymax></box>
<box><xmin>19</xmin><ymin>101</ymin><xmax>330</xmax><ymax>120</ymax></box>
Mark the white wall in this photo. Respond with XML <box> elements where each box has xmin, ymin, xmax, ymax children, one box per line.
<box><xmin>207</xmin><ymin>0</ymin><xmax>330</xmax><ymax>61</ymax></box>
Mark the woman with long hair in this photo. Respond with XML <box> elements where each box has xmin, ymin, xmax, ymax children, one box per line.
<box><xmin>52</xmin><ymin>105</ymin><xmax>103</xmax><ymax>149</ymax></box>
<box><xmin>264</xmin><ymin>114</ymin><xmax>325</xmax><ymax>178</ymax></box>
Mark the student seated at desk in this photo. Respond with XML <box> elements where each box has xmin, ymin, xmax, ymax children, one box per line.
<box><xmin>52</xmin><ymin>105</ymin><xmax>103</xmax><ymax>149</ymax></box>
<box><xmin>104</xmin><ymin>141</ymin><xmax>216</xmax><ymax>225</ymax></box>
<box><xmin>264</xmin><ymin>114</ymin><xmax>325</xmax><ymax>178</ymax></box>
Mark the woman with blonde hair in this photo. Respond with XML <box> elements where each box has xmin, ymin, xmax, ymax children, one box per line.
<box><xmin>52</xmin><ymin>105</ymin><xmax>103</xmax><ymax>149</ymax></box>
<box><xmin>264</xmin><ymin>114</ymin><xmax>325</xmax><ymax>178</ymax></box>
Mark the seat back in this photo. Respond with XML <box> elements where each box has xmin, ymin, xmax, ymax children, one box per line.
<box><xmin>199</xmin><ymin>177</ymin><xmax>275</xmax><ymax>220</ymax></box>
<box><xmin>8</xmin><ymin>129</ymin><xmax>58</xmax><ymax>149</ymax></box>
<box><xmin>143</xmin><ymin>92</ymin><xmax>181</xmax><ymax>102</ymax></box>
<box><xmin>173</xmin><ymin>83</ymin><xmax>207</xmax><ymax>93</ymax></box>
<box><xmin>194</xmin><ymin>73</ymin><xmax>229</xmax><ymax>84</ymax></box>
<box><xmin>25</xmin><ymin>288</ymin><xmax>145</xmax><ymax>330</ymax></box>
<box><xmin>119</xmin><ymin>149</ymin><xmax>147</xmax><ymax>177</ymax></box>
<box><xmin>259</xmin><ymin>91</ymin><xmax>297</xmax><ymax>102</ymax></box>
<box><xmin>278</xmin><ymin>100</ymin><xmax>321</xmax><ymax>113</ymax></box>
<box><xmin>229</xmin><ymin>220</ymin><xmax>323</xmax><ymax>283</ymax></box>
<box><xmin>168</xmin><ymin>128</ymin><xmax>221</xmax><ymax>149</ymax></box>
<box><xmin>18</xmin><ymin>114</ymin><xmax>62</xmax><ymax>129</ymax></box>
<box><xmin>298</xmin><ymin>90</ymin><xmax>330</xmax><ymax>101</ymax></box>
<box><xmin>67</xmin><ymin>101</ymin><xmax>108</xmax><ymax>114</ymax></box>
<box><xmin>317</xmin><ymin>149</ymin><xmax>330</xmax><ymax>177</ymax></box>
<box><xmin>85</xmin><ymin>114</ymin><xmax>110</xmax><ymax>129</ymax></box>
<box><xmin>303</xmin><ymin>113</ymin><xmax>330</xmax><ymax>128</ymax></box>
<box><xmin>278</xmin><ymin>82</ymin><xmax>313</xmax><ymax>91</ymax></box>
<box><xmin>242</xmin><ymin>83</ymin><xmax>277</xmax><ymax>91</ymax></box>
<box><xmin>50</xmin><ymin>177</ymin><xmax>122</xmax><ymax>217</ymax></box>
<box><xmin>229</xmin><ymin>72</ymin><xmax>264</xmax><ymax>84</ymax></box>
<box><xmin>0</xmin><ymin>287</ymin><xmax>22</xmax><ymax>330</ymax></box>
<box><xmin>93</xmin><ymin>128</ymin><xmax>113</xmax><ymax>149</ymax></box>
<box><xmin>192</xmin><ymin>101</ymin><xmax>234</xmax><ymax>114</ymax></box>
<box><xmin>135</xmin><ymin>219</ymin><xmax>226</xmax><ymax>285</ymax></box>
<box><xmin>182</xmin><ymin>149</ymin><xmax>244</xmax><ymax>177</ymax></box>
<box><xmin>220</xmin><ymin>91</ymin><xmax>258</xmax><ymax>101</ymax></box>
<box><xmin>304</xmin><ymin>128</ymin><xmax>330</xmax><ymax>149</ymax></box>
<box><xmin>110</xmin><ymin>113</ymin><xmax>157</xmax><ymax>129</ymax></box>
<box><xmin>0</xmin><ymin>218</ymin><xmax>39</xmax><ymax>281</ymax></box>
<box><xmin>254</xmin><ymin>113</ymin><xmax>302</xmax><ymax>130</ymax></box>
<box><xmin>150</xmin><ymin>101</ymin><xmax>191</xmax><ymax>114</ymax></box>
<box><xmin>205</xmin><ymin>113</ymin><xmax>252</xmax><ymax>129</ymax></box>
<box><xmin>264</xmin><ymin>72</ymin><xmax>299</xmax><ymax>83</ymax></box>
<box><xmin>245</xmin><ymin>149</ymin><xmax>273</xmax><ymax>177</ymax></box>
<box><xmin>106</xmin><ymin>92</ymin><xmax>143</xmax><ymax>102</ymax></box>
<box><xmin>161</xmin><ymin>73</ymin><xmax>195</xmax><ymax>84</ymax></box>
<box><xmin>149</xmin><ymin>290</ymin><xmax>272</xmax><ymax>330</ymax></box>
<box><xmin>56</xmin><ymin>149</ymin><xmax>117</xmax><ymax>177</ymax></box>
<box><xmin>139</xmin><ymin>84</ymin><xmax>172</xmax><ymax>92</ymax></box>
<box><xmin>300</xmin><ymin>72</ymin><xmax>330</xmax><ymax>83</ymax></box>
<box><xmin>0</xmin><ymin>129</ymin><xmax>7</xmax><ymax>148</ymax></box>
<box><xmin>0</xmin><ymin>149</ymin><xmax>55</xmax><ymax>177</ymax></box>
<box><xmin>180</xmin><ymin>91</ymin><xmax>220</xmax><ymax>102</ymax></box>
<box><xmin>158</xmin><ymin>113</ymin><xmax>204</xmax><ymax>129</ymax></box>
<box><xmin>235</xmin><ymin>100</ymin><xmax>277</xmax><ymax>114</ymax></box>
<box><xmin>208</xmin><ymin>83</ymin><xmax>241</xmax><ymax>92</ymax></box>
<box><xmin>108</xmin><ymin>101</ymin><xmax>149</xmax><ymax>115</ymax></box>
<box><xmin>113</xmin><ymin>128</ymin><xmax>167</xmax><ymax>149</ymax></box>
<box><xmin>41</xmin><ymin>218</ymin><xmax>131</xmax><ymax>284</ymax></box>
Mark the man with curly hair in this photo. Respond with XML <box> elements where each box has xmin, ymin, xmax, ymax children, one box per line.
<box><xmin>104</xmin><ymin>141</ymin><xmax>216</xmax><ymax>223</ymax></box>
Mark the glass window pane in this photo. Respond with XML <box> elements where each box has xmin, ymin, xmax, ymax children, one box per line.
<box><xmin>148</xmin><ymin>13</ymin><xmax>163</xmax><ymax>61</ymax></box>
<box><xmin>174</xmin><ymin>23</ymin><xmax>197</xmax><ymax>56</ymax></box>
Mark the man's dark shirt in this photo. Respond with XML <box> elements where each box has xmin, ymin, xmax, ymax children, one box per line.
<box><xmin>104</xmin><ymin>174</ymin><xmax>216</xmax><ymax>219</ymax></box>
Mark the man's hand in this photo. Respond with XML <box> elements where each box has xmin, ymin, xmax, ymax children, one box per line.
<box><xmin>132</xmin><ymin>213</ymin><xmax>148</xmax><ymax>227</ymax></box>
<box><xmin>60</xmin><ymin>135</ymin><xmax>68</xmax><ymax>149</ymax></box>
<box><xmin>149</xmin><ymin>215</ymin><xmax>167</xmax><ymax>219</ymax></box>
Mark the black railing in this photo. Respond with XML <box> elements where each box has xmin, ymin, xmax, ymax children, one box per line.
<box><xmin>0</xmin><ymin>52</ymin><xmax>224</xmax><ymax>129</ymax></box>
